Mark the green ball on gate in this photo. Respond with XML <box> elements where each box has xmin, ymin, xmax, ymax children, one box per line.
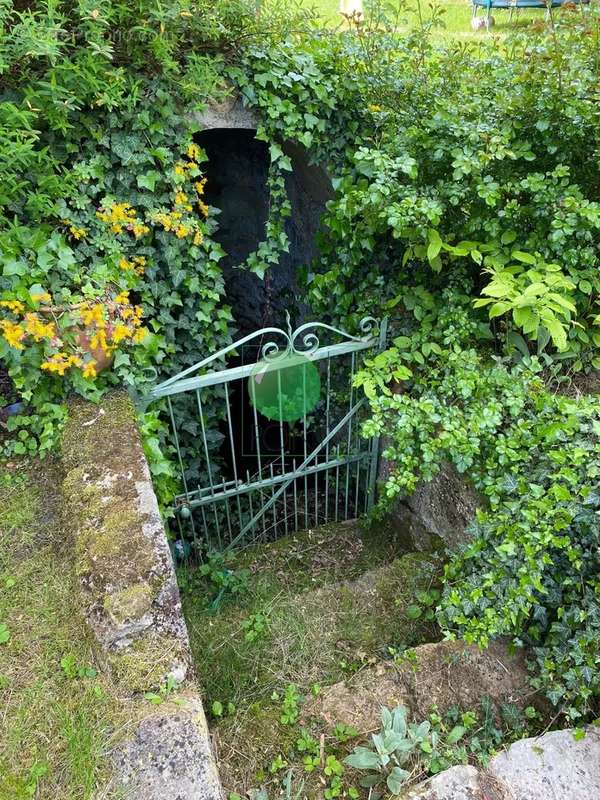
<box><xmin>248</xmin><ymin>353</ymin><xmax>321</xmax><ymax>422</ymax></box>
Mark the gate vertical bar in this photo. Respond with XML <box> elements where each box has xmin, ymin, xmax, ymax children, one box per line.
<box><xmin>196</xmin><ymin>389</ymin><xmax>222</xmax><ymax>549</ymax></box>
<box><xmin>324</xmin><ymin>357</ymin><xmax>331</xmax><ymax>523</ymax></box>
<box><xmin>277</xmin><ymin>370</ymin><xmax>288</xmax><ymax>535</ymax></box>
<box><xmin>224</xmin><ymin>383</ymin><xmax>244</xmax><ymax>533</ymax></box>
<box><xmin>344</xmin><ymin>352</ymin><xmax>355</xmax><ymax>520</ymax></box>
<box><xmin>250</xmin><ymin>377</ymin><xmax>267</xmax><ymax>539</ymax></box>
<box><xmin>167</xmin><ymin>396</ymin><xmax>197</xmax><ymax>543</ymax></box>
<box><xmin>302</xmin><ymin>363</ymin><xmax>308</xmax><ymax>526</ymax></box>
<box><xmin>367</xmin><ymin>316</ymin><xmax>388</xmax><ymax>510</ymax></box>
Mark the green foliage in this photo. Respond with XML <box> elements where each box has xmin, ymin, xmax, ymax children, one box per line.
<box><xmin>345</xmin><ymin>700</ymin><xmax>536</xmax><ymax>796</ymax></box>
<box><xmin>143</xmin><ymin>674</ymin><xmax>181</xmax><ymax>705</ymax></box>
<box><xmin>195</xmin><ymin>551</ymin><xmax>250</xmax><ymax>608</ymax></box>
<box><xmin>279</xmin><ymin>683</ymin><xmax>302</xmax><ymax>725</ymax></box>
<box><xmin>359</xmin><ymin>292</ymin><xmax>600</xmax><ymax>719</ymax></box>
<box><xmin>242</xmin><ymin>611</ymin><xmax>270</xmax><ymax>643</ymax></box>
<box><xmin>60</xmin><ymin>654</ymin><xmax>98</xmax><ymax>681</ymax></box>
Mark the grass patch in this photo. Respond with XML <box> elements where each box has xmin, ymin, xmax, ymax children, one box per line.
<box><xmin>300</xmin><ymin>0</ymin><xmax>563</xmax><ymax>40</ymax></box>
<box><xmin>0</xmin><ymin>461</ymin><xmax>134</xmax><ymax>800</ymax></box>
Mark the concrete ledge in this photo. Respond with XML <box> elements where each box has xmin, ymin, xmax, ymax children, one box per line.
<box><xmin>61</xmin><ymin>390</ymin><xmax>222</xmax><ymax>800</ymax></box>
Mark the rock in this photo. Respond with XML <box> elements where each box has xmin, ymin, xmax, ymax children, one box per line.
<box><xmin>489</xmin><ymin>727</ymin><xmax>600</xmax><ymax>800</ymax></box>
<box><xmin>389</xmin><ymin>462</ymin><xmax>482</xmax><ymax>552</ymax></box>
<box><xmin>112</xmin><ymin>696</ymin><xmax>223</xmax><ymax>800</ymax></box>
<box><xmin>403</xmin><ymin>727</ymin><xmax>600</xmax><ymax>799</ymax></box>
<box><xmin>310</xmin><ymin>640</ymin><xmax>530</xmax><ymax>734</ymax></box>
<box><xmin>194</xmin><ymin>95</ymin><xmax>258</xmax><ymax>130</ymax></box>
<box><xmin>402</xmin><ymin>765</ymin><xmax>493</xmax><ymax>800</ymax></box>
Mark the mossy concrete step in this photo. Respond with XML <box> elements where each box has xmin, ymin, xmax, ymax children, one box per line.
<box><xmin>184</xmin><ymin>524</ymin><xmax>440</xmax><ymax>708</ymax></box>
<box><xmin>228</xmin><ymin>518</ymin><xmax>414</xmax><ymax>599</ymax></box>
<box><xmin>185</xmin><ymin>548</ymin><xmax>442</xmax><ymax>711</ymax></box>
<box><xmin>207</xmin><ymin>552</ymin><xmax>443</xmax><ymax>795</ymax></box>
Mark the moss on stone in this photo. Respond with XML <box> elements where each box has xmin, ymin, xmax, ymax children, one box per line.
<box><xmin>61</xmin><ymin>391</ymin><xmax>140</xmax><ymax>476</ymax></box>
<box><xmin>108</xmin><ymin>631</ymin><xmax>188</xmax><ymax>694</ymax></box>
<box><xmin>104</xmin><ymin>582</ymin><xmax>154</xmax><ymax>625</ymax></box>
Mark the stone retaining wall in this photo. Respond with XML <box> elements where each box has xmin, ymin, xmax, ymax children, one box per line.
<box><xmin>61</xmin><ymin>390</ymin><xmax>222</xmax><ymax>800</ymax></box>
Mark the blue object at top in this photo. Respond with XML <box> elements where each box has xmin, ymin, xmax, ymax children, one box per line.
<box><xmin>473</xmin><ymin>0</ymin><xmax>586</xmax><ymax>7</ymax></box>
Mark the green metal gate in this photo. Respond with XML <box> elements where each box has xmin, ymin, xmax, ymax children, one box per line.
<box><xmin>146</xmin><ymin>315</ymin><xmax>388</xmax><ymax>555</ymax></box>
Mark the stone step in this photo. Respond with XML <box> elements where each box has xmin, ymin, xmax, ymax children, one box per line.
<box><xmin>228</xmin><ymin>517</ymin><xmax>412</xmax><ymax>599</ymax></box>
<box><xmin>307</xmin><ymin>639</ymin><xmax>532</xmax><ymax>735</ymax></box>
<box><xmin>186</xmin><ymin>548</ymin><xmax>443</xmax><ymax>711</ymax></box>
<box><xmin>211</xmin><ymin>553</ymin><xmax>442</xmax><ymax>794</ymax></box>
<box><xmin>403</xmin><ymin>726</ymin><xmax>600</xmax><ymax>800</ymax></box>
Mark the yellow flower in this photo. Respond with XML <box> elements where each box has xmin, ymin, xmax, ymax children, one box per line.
<box><xmin>24</xmin><ymin>314</ymin><xmax>55</xmax><ymax>342</ymax></box>
<box><xmin>0</xmin><ymin>320</ymin><xmax>25</xmax><ymax>349</ymax></box>
<box><xmin>111</xmin><ymin>323</ymin><xmax>130</xmax><ymax>345</ymax></box>
<box><xmin>90</xmin><ymin>329</ymin><xmax>110</xmax><ymax>354</ymax></box>
<box><xmin>0</xmin><ymin>300</ymin><xmax>25</xmax><ymax>314</ymax></box>
<box><xmin>187</xmin><ymin>143</ymin><xmax>201</xmax><ymax>161</ymax></box>
<box><xmin>133</xmin><ymin>327</ymin><xmax>148</xmax><ymax>344</ymax></box>
<box><xmin>119</xmin><ymin>258</ymin><xmax>133</xmax><ymax>271</ymax></box>
<box><xmin>41</xmin><ymin>353</ymin><xmax>80</xmax><ymax>375</ymax></box>
<box><xmin>115</xmin><ymin>291</ymin><xmax>129</xmax><ymax>304</ymax></box>
<box><xmin>193</xmin><ymin>231</ymin><xmax>204</xmax><ymax>246</ymax></box>
<box><xmin>175</xmin><ymin>225</ymin><xmax>189</xmax><ymax>238</ymax></box>
<box><xmin>30</xmin><ymin>291</ymin><xmax>52</xmax><ymax>304</ymax></box>
<box><xmin>174</xmin><ymin>163</ymin><xmax>186</xmax><ymax>176</ymax></box>
<box><xmin>132</xmin><ymin>223</ymin><xmax>150</xmax><ymax>238</ymax></box>
<box><xmin>198</xmin><ymin>200</ymin><xmax>209</xmax><ymax>218</ymax></box>
<box><xmin>174</xmin><ymin>191</ymin><xmax>188</xmax><ymax>205</ymax></box>
<box><xmin>368</xmin><ymin>103</ymin><xmax>383</xmax><ymax>113</ymax></box>
<box><xmin>82</xmin><ymin>361</ymin><xmax>97</xmax><ymax>379</ymax></box>
<box><xmin>69</xmin><ymin>225</ymin><xmax>87</xmax><ymax>240</ymax></box>
<box><xmin>194</xmin><ymin>179</ymin><xmax>207</xmax><ymax>196</ymax></box>
<box><xmin>80</xmin><ymin>304</ymin><xmax>105</xmax><ymax>327</ymax></box>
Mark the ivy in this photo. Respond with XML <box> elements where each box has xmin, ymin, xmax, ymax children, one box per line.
<box><xmin>357</xmin><ymin>291</ymin><xmax>600</xmax><ymax>720</ymax></box>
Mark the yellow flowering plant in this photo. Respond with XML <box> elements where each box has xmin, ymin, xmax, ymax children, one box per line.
<box><xmin>0</xmin><ymin>103</ymin><xmax>231</xmax><ymax>465</ymax></box>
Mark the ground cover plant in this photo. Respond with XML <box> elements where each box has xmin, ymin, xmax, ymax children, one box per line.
<box><xmin>0</xmin><ymin>462</ymin><xmax>133</xmax><ymax>799</ymax></box>
<box><xmin>1</xmin><ymin>0</ymin><xmax>600</xmax><ymax>796</ymax></box>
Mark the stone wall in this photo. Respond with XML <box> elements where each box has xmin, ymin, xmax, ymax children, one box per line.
<box><xmin>380</xmin><ymin>457</ymin><xmax>482</xmax><ymax>553</ymax></box>
<box><xmin>61</xmin><ymin>391</ymin><xmax>222</xmax><ymax>800</ymax></box>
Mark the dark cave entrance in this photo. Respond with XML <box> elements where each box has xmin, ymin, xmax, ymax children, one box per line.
<box><xmin>197</xmin><ymin>128</ymin><xmax>333</xmax><ymax>483</ymax></box>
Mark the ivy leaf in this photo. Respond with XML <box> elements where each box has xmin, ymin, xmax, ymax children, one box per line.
<box><xmin>137</xmin><ymin>171</ymin><xmax>161</xmax><ymax>191</ymax></box>
<box><xmin>0</xmin><ymin>624</ymin><xmax>10</xmax><ymax>644</ymax></box>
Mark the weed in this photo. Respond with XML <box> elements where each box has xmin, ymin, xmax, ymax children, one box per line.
<box><xmin>60</xmin><ymin>653</ymin><xmax>98</xmax><ymax>680</ymax></box>
<box><xmin>279</xmin><ymin>684</ymin><xmax>302</xmax><ymax>725</ymax></box>
<box><xmin>332</xmin><ymin>723</ymin><xmax>358</xmax><ymax>743</ymax></box>
<box><xmin>144</xmin><ymin>674</ymin><xmax>181</xmax><ymax>705</ymax></box>
<box><xmin>242</xmin><ymin>612</ymin><xmax>269</xmax><ymax>643</ymax></box>
<box><xmin>211</xmin><ymin>699</ymin><xmax>236</xmax><ymax>719</ymax></box>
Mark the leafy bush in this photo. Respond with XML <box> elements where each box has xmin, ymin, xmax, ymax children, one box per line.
<box><xmin>357</xmin><ymin>292</ymin><xmax>599</xmax><ymax>720</ymax></box>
